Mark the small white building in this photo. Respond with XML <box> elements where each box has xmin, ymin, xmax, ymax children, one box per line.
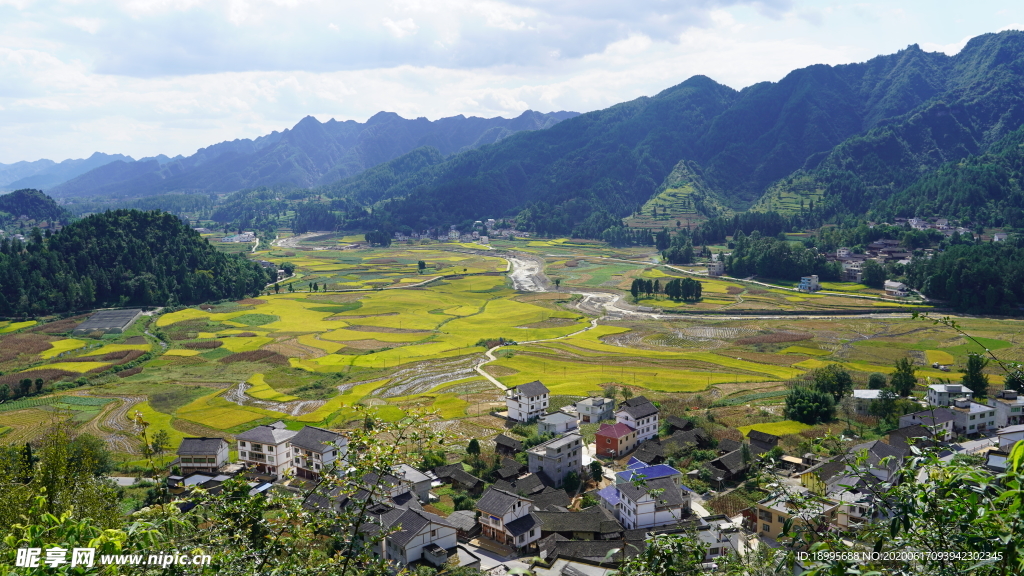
<box><xmin>997</xmin><ymin>423</ymin><xmax>1024</xmax><ymax>450</ymax></box>
<box><xmin>798</xmin><ymin>275</ymin><xmax>820</xmax><ymax>292</ymax></box>
<box><xmin>949</xmin><ymin>398</ymin><xmax>997</xmax><ymax>435</ymax></box>
<box><xmin>575</xmin><ymin>396</ymin><xmax>615</xmax><ymax>423</ymax></box>
<box><xmin>927</xmin><ymin>384</ymin><xmax>973</xmax><ymax>407</ymax></box>
<box><xmin>506</xmin><ymin>380</ymin><xmax>550</xmax><ymax>422</ymax></box>
<box><xmin>476</xmin><ymin>487</ymin><xmax>541</xmax><ymax>549</ymax></box>
<box><xmin>236</xmin><ymin>421</ymin><xmax>297</xmax><ymax>478</ymax></box>
<box><xmin>479</xmin><ymin>236</ymin><xmax>489</xmax><ymax>244</ymax></box>
<box><xmin>615</xmin><ymin>396</ymin><xmax>660</xmax><ymax>443</ymax></box>
<box><xmin>613</xmin><ymin>477</ymin><xmax>691</xmax><ymax>530</ymax></box>
<box><xmin>884</xmin><ymin>280</ymin><xmax>909</xmax><ymax>297</ymax></box>
<box><xmin>448</xmin><ymin>229</ymin><xmax>460</xmax><ymax>241</ymax></box>
<box><xmin>837</xmin><ymin>247</ymin><xmax>851</xmax><ymax>258</ymax></box>
<box><xmin>851</xmin><ymin>389</ymin><xmax>884</xmax><ymax>415</ymax></box>
<box><xmin>176</xmin><ymin>437</ymin><xmax>229</xmax><ymax>475</ymax></box>
<box><xmin>537</xmin><ymin>412</ymin><xmax>579</xmax><ymax>435</ymax></box>
<box><xmin>707</xmin><ymin>259</ymin><xmax>725</xmax><ymax>277</ymax></box>
<box><xmin>994</xmin><ymin>233</ymin><xmax>1008</xmax><ymax>242</ymax></box>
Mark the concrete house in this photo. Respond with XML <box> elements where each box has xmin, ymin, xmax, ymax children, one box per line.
<box><xmin>754</xmin><ymin>491</ymin><xmax>839</xmax><ymax>540</ymax></box>
<box><xmin>595</xmin><ymin>422</ymin><xmax>638</xmax><ymax>458</ymax></box>
<box><xmin>575</xmin><ymin>396</ymin><xmax>614</xmax><ymax>423</ymax></box>
<box><xmin>927</xmin><ymin>384</ymin><xmax>973</xmax><ymax>407</ymax></box>
<box><xmin>604</xmin><ymin>477</ymin><xmax>691</xmax><ymax>530</ymax></box>
<box><xmin>797</xmin><ymin>275</ymin><xmax>820</xmax><ymax>292</ymax></box>
<box><xmin>949</xmin><ymin>398</ymin><xmax>997</xmax><ymax>435</ymax></box>
<box><xmin>506</xmin><ymin>381</ymin><xmax>550</xmax><ymax>422</ymax></box>
<box><xmin>884</xmin><ymin>280</ymin><xmax>909</xmax><ymax>297</ymax></box>
<box><xmin>988</xmin><ymin>389</ymin><xmax>1024</xmax><ymax>427</ymax></box>
<box><xmin>899</xmin><ymin>407</ymin><xmax>956</xmax><ymax>440</ymax></box>
<box><xmin>236</xmin><ymin>421</ymin><xmax>297</xmax><ymax>478</ymax></box>
<box><xmin>538</xmin><ymin>412</ymin><xmax>579</xmax><ymax>435</ymax></box>
<box><xmin>527</xmin><ymin>431</ymin><xmax>583</xmax><ymax>488</ymax></box>
<box><xmin>373</xmin><ymin>505</ymin><xmax>458</xmax><ymax>567</ymax></box>
<box><xmin>394</xmin><ymin>463</ymin><xmax>432</xmax><ymax>503</ymax></box>
<box><xmin>997</xmin><ymin>424</ymin><xmax>1024</xmax><ymax>450</ymax></box>
<box><xmin>615</xmin><ymin>396</ymin><xmax>660</xmax><ymax>443</ymax></box>
<box><xmin>289</xmin><ymin>426</ymin><xmax>346</xmax><ymax>481</ymax></box>
<box><xmin>476</xmin><ymin>487</ymin><xmax>541</xmax><ymax>549</ymax></box>
<box><xmin>176</xmin><ymin>437</ymin><xmax>229</xmax><ymax>475</ymax></box>
<box><xmin>852</xmin><ymin>389</ymin><xmax>884</xmax><ymax>415</ymax></box>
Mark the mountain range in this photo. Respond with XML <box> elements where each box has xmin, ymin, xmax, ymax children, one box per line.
<box><xmin>8</xmin><ymin>30</ymin><xmax>1024</xmax><ymax>235</ymax></box>
<box><xmin>8</xmin><ymin>110</ymin><xmax>577</xmax><ymax>198</ymax></box>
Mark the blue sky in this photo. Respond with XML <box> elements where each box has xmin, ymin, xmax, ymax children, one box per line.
<box><xmin>1</xmin><ymin>0</ymin><xmax>1022</xmax><ymax>163</ymax></box>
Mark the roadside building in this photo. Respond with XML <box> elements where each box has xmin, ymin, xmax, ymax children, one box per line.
<box><xmin>948</xmin><ymin>398</ymin><xmax>997</xmax><ymax>435</ymax></box>
<box><xmin>476</xmin><ymin>487</ymin><xmax>541</xmax><ymax>549</ymax></box>
<box><xmin>884</xmin><ymin>280</ymin><xmax>909</xmax><ymax>297</ymax></box>
<box><xmin>538</xmin><ymin>412</ymin><xmax>579</xmax><ymax>435</ymax></box>
<box><xmin>927</xmin><ymin>384</ymin><xmax>973</xmax><ymax>407</ymax></box>
<box><xmin>988</xmin><ymin>389</ymin><xmax>1024</xmax><ymax>427</ymax></box>
<box><xmin>575</xmin><ymin>396</ymin><xmax>615</xmax><ymax>423</ymax></box>
<box><xmin>288</xmin><ymin>426</ymin><xmax>346</xmax><ymax>481</ymax></box>
<box><xmin>997</xmin><ymin>424</ymin><xmax>1024</xmax><ymax>450</ymax></box>
<box><xmin>797</xmin><ymin>275</ymin><xmax>820</xmax><ymax>292</ymax></box>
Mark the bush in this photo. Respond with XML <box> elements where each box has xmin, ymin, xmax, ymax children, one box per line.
<box><xmin>784</xmin><ymin>386</ymin><xmax>836</xmax><ymax>424</ymax></box>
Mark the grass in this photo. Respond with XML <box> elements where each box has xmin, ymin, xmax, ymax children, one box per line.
<box><xmin>737</xmin><ymin>421</ymin><xmax>812</xmax><ymax>437</ymax></box>
<box><xmin>40</xmin><ymin>338</ymin><xmax>88</xmax><ymax>359</ymax></box>
<box><xmin>780</xmin><ymin>346</ymin><xmax>831</xmax><ymax>356</ymax></box>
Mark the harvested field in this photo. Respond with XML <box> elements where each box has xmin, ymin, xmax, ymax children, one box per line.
<box><xmin>0</xmin><ymin>368</ymin><xmax>76</xmax><ymax>385</ymax></box>
<box><xmin>117</xmin><ymin>367</ymin><xmax>144</xmax><ymax>378</ymax></box>
<box><xmin>219</xmin><ymin>350</ymin><xmax>290</xmax><ymax>364</ymax></box>
<box><xmin>344</xmin><ymin>325</ymin><xmax>431</xmax><ymax>334</ymax></box>
<box><xmin>124</xmin><ymin>336</ymin><xmax>148</xmax><ymax>344</ymax></box>
<box><xmin>483</xmin><ymin>365</ymin><xmax>519</xmax><ymax>377</ymax></box>
<box><xmin>236</xmin><ymin>299</ymin><xmax>267</xmax><ymax>306</ymax></box>
<box><xmin>726</xmin><ymin>286</ymin><xmax>743</xmax><ymax>295</ymax></box>
<box><xmin>0</xmin><ymin>333</ymin><xmax>55</xmax><ymax>363</ymax></box>
<box><xmin>518</xmin><ymin>318</ymin><xmax>578</xmax><ymax>329</ymax></box>
<box><xmin>736</xmin><ymin>331</ymin><xmax>813</xmax><ymax>345</ymax></box>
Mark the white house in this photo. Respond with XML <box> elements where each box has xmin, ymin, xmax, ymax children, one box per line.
<box><xmin>236</xmin><ymin>421</ymin><xmax>297</xmax><ymax>478</ymax></box>
<box><xmin>616</xmin><ymin>396</ymin><xmax>660</xmax><ymax>443</ymax></box>
<box><xmin>927</xmin><ymin>384</ymin><xmax>973</xmax><ymax>407</ymax></box>
<box><xmin>988</xmin><ymin>389</ymin><xmax>1024</xmax><ymax>427</ymax></box>
<box><xmin>575</xmin><ymin>396</ymin><xmax>614</xmax><ymax>423</ymax></box>
<box><xmin>506</xmin><ymin>380</ymin><xmax>550</xmax><ymax>422</ymax></box>
<box><xmin>899</xmin><ymin>408</ymin><xmax>956</xmax><ymax>440</ymax></box>
<box><xmin>707</xmin><ymin>259</ymin><xmax>725</xmax><ymax>277</ymax></box>
<box><xmin>377</xmin><ymin>506</ymin><xmax>458</xmax><ymax>567</ymax></box>
<box><xmin>289</xmin><ymin>426</ymin><xmax>346</xmax><ymax>481</ymax></box>
<box><xmin>393</xmin><ymin>464</ymin><xmax>432</xmax><ymax>503</ymax></box>
<box><xmin>884</xmin><ymin>280</ymin><xmax>909</xmax><ymax>297</ymax></box>
<box><xmin>176</xmin><ymin>437</ymin><xmax>229</xmax><ymax>475</ymax></box>
<box><xmin>851</xmin><ymin>389</ymin><xmax>883</xmax><ymax>415</ymax></box>
<box><xmin>798</xmin><ymin>275</ymin><xmax>820</xmax><ymax>292</ymax></box>
<box><xmin>476</xmin><ymin>487</ymin><xmax>541</xmax><ymax>549</ymax></box>
<box><xmin>949</xmin><ymin>398</ymin><xmax>997</xmax><ymax>435</ymax></box>
<box><xmin>612</xmin><ymin>477</ymin><xmax>691</xmax><ymax>530</ymax></box>
<box><xmin>537</xmin><ymin>412</ymin><xmax>579</xmax><ymax>435</ymax></box>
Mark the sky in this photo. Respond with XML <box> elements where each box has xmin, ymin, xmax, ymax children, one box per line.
<box><xmin>1</xmin><ymin>0</ymin><xmax>1023</xmax><ymax>164</ymax></box>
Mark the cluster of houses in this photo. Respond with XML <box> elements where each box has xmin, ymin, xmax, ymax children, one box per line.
<box><xmin>392</xmin><ymin>220</ymin><xmax>531</xmax><ymax>244</ymax></box>
<box><xmin>220</xmin><ymin>231</ymin><xmax>257</xmax><ymax>242</ymax></box>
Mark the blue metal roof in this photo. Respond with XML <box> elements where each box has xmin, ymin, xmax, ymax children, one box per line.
<box><xmin>626</xmin><ymin>457</ymin><xmax>647</xmax><ymax>470</ymax></box>
<box><xmin>596</xmin><ymin>485</ymin><xmax>620</xmax><ymax>506</ymax></box>
<box><xmin>615</xmin><ymin>464</ymin><xmax>681</xmax><ymax>484</ymax></box>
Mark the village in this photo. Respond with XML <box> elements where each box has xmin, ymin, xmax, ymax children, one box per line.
<box><xmin>163</xmin><ymin>377</ymin><xmax>1024</xmax><ymax>575</ymax></box>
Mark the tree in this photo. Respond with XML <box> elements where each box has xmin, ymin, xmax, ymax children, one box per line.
<box><xmin>861</xmin><ymin>259</ymin><xmax>886</xmax><ymax>288</ymax></box>
<box><xmin>0</xmin><ymin>384</ymin><xmax>7</xmax><ymax>402</ymax></box>
<box><xmin>868</xmin><ymin>388</ymin><xmax>899</xmax><ymax>421</ymax></box>
<box><xmin>1006</xmin><ymin>369</ymin><xmax>1024</xmax><ymax>393</ymax></box>
<box><xmin>281</xmin><ymin>262</ymin><xmax>296</xmax><ymax>277</ymax></box>
<box><xmin>812</xmin><ymin>364</ymin><xmax>853</xmax><ymax>402</ymax></box>
<box><xmin>630</xmin><ymin>279</ymin><xmax>641</xmax><ymax>302</ymax></box>
<box><xmin>622</xmin><ymin>387</ymin><xmax>634</xmax><ymax>401</ymax></box>
<box><xmin>273</xmin><ymin>282</ymin><xmax>280</xmax><ymax>294</ymax></box>
<box><xmin>417</xmin><ymin>260</ymin><xmax>426</xmax><ymax>272</ymax></box>
<box><xmin>312</xmin><ymin>282</ymin><xmax>319</xmax><ymax>292</ymax></box>
<box><xmin>784</xmin><ymin>386</ymin><xmax>836</xmax><ymax>424</ymax></box>
<box><xmin>18</xmin><ymin>378</ymin><xmax>31</xmax><ymax>397</ymax></box>
<box><xmin>34</xmin><ymin>378</ymin><xmax>43</xmax><ymax>393</ymax></box>
<box><xmin>603</xmin><ymin>385</ymin><xmax>618</xmax><ymax>400</ymax></box>
<box><xmin>868</xmin><ymin>372</ymin><xmax>887</xmax><ymax>389</ymax></box>
<box><xmin>589</xmin><ymin>460</ymin><xmax>603</xmax><ymax>481</ymax></box>
<box><xmin>961</xmin><ymin>353</ymin><xmax>991</xmax><ymax>399</ymax></box>
<box><xmin>466</xmin><ymin>438</ymin><xmax>481</xmax><ymax>458</ymax></box>
<box><xmin>563</xmin><ymin>471</ymin><xmax>580</xmax><ymax>493</ymax></box>
<box><xmin>151</xmin><ymin>429</ymin><xmax>170</xmax><ymax>463</ymax></box>
<box><xmin>554</xmin><ymin>278</ymin><xmax>561</xmax><ymax>291</ymax></box>
<box><xmin>890</xmin><ymin>357</ymin><xmax>917</xmax><ymax>397</ymax></box>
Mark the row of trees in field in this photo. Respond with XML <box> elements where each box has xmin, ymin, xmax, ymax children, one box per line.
<box><xmin>629</xmin><ymin>277</ymin><xmax>703</xmax><ymax>302</ymax></box>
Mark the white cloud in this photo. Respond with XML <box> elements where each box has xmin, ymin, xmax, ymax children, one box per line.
<box><xmin>382</xmin><ymin>17</ymin><xmax>418</xmax><ymax>38</ymax></box>
<box><xmin>63</xmin><ymin>17</ymin><xmax>104</xmax><ymax>34</ymax></box>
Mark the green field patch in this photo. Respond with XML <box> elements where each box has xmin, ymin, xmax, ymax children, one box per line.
<box><xmin>941</xmin><ymin>337</ymin><xmax>1013</xmax><ymax>357</ymax></box>
<box><xmin>307</xmin><ymin>303</ymin><xmax>363</xmax><ymax>314</ymax></box>
<box><xmin>780</xmin><ymin>346</ymin><xmax>831</xmax><ymax>356</ymax></box>
<box><xmin>176</xmin><ymin>389</ymin><xmax>286</xmax><ymax>429</ymax></box>
<box><xmin>157</xmin><ymin>308</ymin><xmax>211</xmax><ymax>327</ymax></box>
<box><xmin>40</xmin><ymin>338</ymin><xmax>88</xmax><ymax>359</ymax></box>
<box><xmin>738</xmin><ymin>420</ymin><xmax>812</xmax><ymax>437</ymax></box>
<box><xmin>231</xmin><ymin>314</ymin><xmax>280</xmax><ymax>327</ymax></box>
<box><xmin>246</xmin><ymin>373</ymin><xmax>299</xmax><ymax>401</ymax></box>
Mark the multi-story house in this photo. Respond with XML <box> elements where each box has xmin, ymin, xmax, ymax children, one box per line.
<box><xmin>476</xmin><ymin>487</ymin><xmax>541</xmax><ymax>549</ymax></box>
<box><xmin>236</xmin><ymin>421</ymin><xmax>297</xmax><ymax>478</ymax></box>
<box><xmin>595</xmin><ymin>422</ymin><xmax>638</xmax><ymax>457</ymax></box>
<box><xmin>373</xmin><ymin>504</ymin><xmax>458</xmax><ymax>567</ymax></box>
<box><xmin>506</xmin><ymin>380</ymin><xmax>550</xmax><ymax>422</ymax></box>
<box><xmin>988</xmin><ymin>389</ymin><xmax>1024</xmax><ymax>427</ymax></box>
<box><xmin>707</xmin><ymin>259</ymin><xmax>725</xmax><ymax>277</ymax></box>
<box><xmin>927</xmin><ymin>384</ymin><xmax>973</xmax><ymax>406</ymax></box>
<box><xmin>574</xmin><ymin>396</ymin><xmax>614</xmax><ymax>423</ymax></box>
<box><xmin>288</xmin><ymin>426</ymin><xmax>346</xmax><ymax>481</ymax></box>
<box><xmin>176</xmin><ymin>437</ymin><xmax>229</xmax><ymax>475</ymax></box>
<box><xmin>615</xmin><ymin>396</ymin><xmax>659</xmax><ymax>443</ymax></box>
<box><xmin>797</xmin><ymin>275</ymin><xmax>820</xmax><ymax>292</ymax></box>
<box><xmin>899</xmin><ymin>407</ymin><xmax>956</xmax><ymax>440</ymax></box>
<box><xmin>603</xmin><ymin>477</ymin><xmax>691</xmax><ymax>530</ymax></box>
<box><xmin>949</xmin><ymin>398</ymin><xmax>997</xmax><ymax>435</ymax></box>
<box><xmin>527</xmin><ymin>431</ymin><xmax>583</xmax><ymax>488</ymax></box>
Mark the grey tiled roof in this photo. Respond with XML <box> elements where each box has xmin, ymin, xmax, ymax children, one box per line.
<box><xmin>536</xmin><ymin>504</ymin><xmax>621</xmax><ymax>534</ymax></box>
<box><xmin>539</xmin><ymin>534</ymin><xmax>646</xmax><ymax>563</ymax></box>
<box><xmin>177</xmin><ymin>437</ymin><xmax>227</xmax><ymax>455</ymax></box>
<box><xmin>617</xmin><ymin>396</ymin><xmax>658</xmax><ymax>419</ymax></box>
<box><xmin>447</xmin><ymin>510</ymin><xmax>479</xmax><ymax>531</ymax></box>
<box><xmin>290</xmin><ymin>426</ymin><xmax>343</xmax><ymax>453</ymax></box>
<box><xmin>477</xmin><ymin>487</ymin><xmax>527</xmax><ymax>516</ymax></box>
<box><xmin>616</xmin><ymin>477</ymin><xmax>688</xmax><ymax>508</ymax></box>
<box><xmin>717</xmin><ymin>438</ymin><xmax>742</xmax><ymax>453</ymax></box>
<box><xmin>529</xmin><ymin>486</ymin><xmax>572</xmax><ymax>510</ymax></box>
<box><xmin>505</xmin><ymin>511</ymin><xmax>540</xmax><ymax>537</ymax></box>
<box><xmin>236</xmin><ymin>421</ymin><xmax>297</xmax><ymax>445</ymax></box>
<box><xmin>515</xmin><ymin>380</ymin><xmax>550</xmax><ymax>397</ymax></box>
<box><xmin>494</xmin><ymin>434</ymin><xmax>523</xmax><ymax>451</ymax></box>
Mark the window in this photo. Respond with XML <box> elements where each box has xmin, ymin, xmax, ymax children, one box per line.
<box><xmin>778</xmin><ymin>515</ymin><xmax>785</xmax><ymax>523</ymax></box>
<box><xmin>970</xmin><ymin>425</ymin><xmax>975</xmax><ymax>430</ymax></box>
<box><xmin>762</xmin><ymin>523</ymin><xmax>770</xmax><ymax>532</ymax></box>
<box><xmin>709</xmin><ymin>547</ymin><xmax>719</xmax><ymax>555</ymax></box>
<box><xmin>970</xmin><ymin>415</ymin><xmax>976</xmax><ymax>420</ymax></box>
<box><xmin>530</xmin><ymin>529</ymin><xmax>535</xmax><ymax>537</ymax></box>
<box><xmin>431</xmin><ymin>530</ymin><xmax>436</xmax><ymax>537</ymax></box>
<box><xmin>606</xmin><ymin>438</ymin><xmax>611</xmax><ymax>444</ymax></box>
<box><xmin>182</xmin><ymin>458</ymin><xmax>193</xmax><ymax>463</ymax></box>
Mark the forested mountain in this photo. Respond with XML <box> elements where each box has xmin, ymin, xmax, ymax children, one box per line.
<box><xmin>0</xmin><ymin>189</ymin><xmax>71</xmax><ymax>226</ymax></box>
<box><xmin>46</xmin><ymin>110</ymin><xmax>577</xmax><ymax>199</ymax></box>
<box><xmin>317</xmin><ymin>30</ymin><xmax>1024</xmax><ymax>234</ymax></box>
<box><xmin>0</xmin><ymin>153</ymin><xmax>133</xmax><ymax>191</ymax></box>
<box><xmin>0</xmin><ymin>209</ymin><xmax>273</xmax><ymax>316</ymax></box>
